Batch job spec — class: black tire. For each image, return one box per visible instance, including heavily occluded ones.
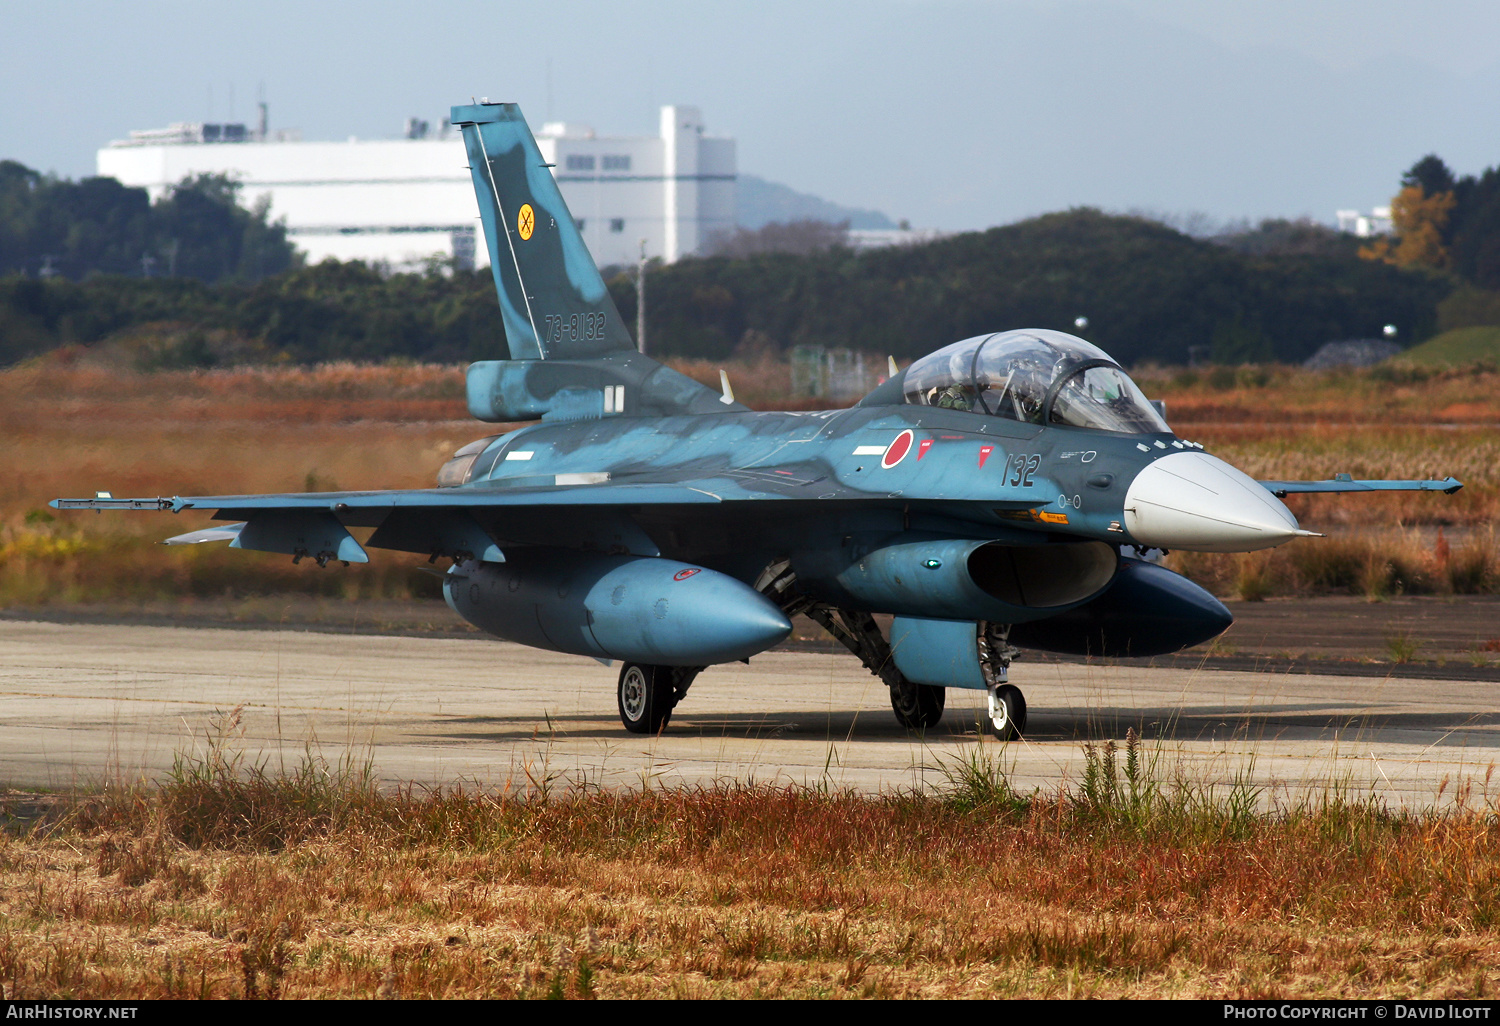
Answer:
[618,663,674,734]
[889,678,946,729]
[985,684,1027,741]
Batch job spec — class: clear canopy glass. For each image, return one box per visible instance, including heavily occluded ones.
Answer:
[901,330,1168,433]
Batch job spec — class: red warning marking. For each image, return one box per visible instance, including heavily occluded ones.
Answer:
[672,568,701,581]
[978,445,994,468]
[917,439,933,460]
[882,429,915,469]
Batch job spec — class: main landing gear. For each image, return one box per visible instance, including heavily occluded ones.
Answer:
[795,603,949,730]
[752,560,1030,739]
[889,677,946,729]
[616,663,702,734]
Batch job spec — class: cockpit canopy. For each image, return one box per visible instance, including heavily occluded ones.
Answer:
[901,329,1169,433]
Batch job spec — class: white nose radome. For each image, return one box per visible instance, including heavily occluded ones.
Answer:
[1124,451,1318,552]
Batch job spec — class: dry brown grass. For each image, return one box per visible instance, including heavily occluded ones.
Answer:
[1,363,476,605]
[3,739,1500,1000]
[2,360,1496,606]
[1135,362,1500,426]
[1169,526,1500,602]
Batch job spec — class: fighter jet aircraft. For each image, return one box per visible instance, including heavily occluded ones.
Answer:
[55,101,1463,738]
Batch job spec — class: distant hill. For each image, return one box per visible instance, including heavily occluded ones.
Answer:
[736,175,896,231]
[0,209,1455,370]
[1397,326,1500,366]
[613,209,1452,365]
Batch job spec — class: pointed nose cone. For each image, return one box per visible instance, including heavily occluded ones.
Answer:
[1125,451,1313,552]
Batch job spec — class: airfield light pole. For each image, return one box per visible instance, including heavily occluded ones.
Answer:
[637,239,647,354]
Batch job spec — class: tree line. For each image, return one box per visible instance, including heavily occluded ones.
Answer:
[0,160,297,284]
[1359,155,1500,334]
[609,210,1447,366]
[2,156,1493,369]
[0,260,502,368]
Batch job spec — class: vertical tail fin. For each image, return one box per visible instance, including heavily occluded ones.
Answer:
[452,101,635,361]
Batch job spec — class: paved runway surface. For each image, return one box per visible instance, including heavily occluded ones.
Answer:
[3,620,1498,806]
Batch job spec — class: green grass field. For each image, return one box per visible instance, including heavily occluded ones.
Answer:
[1397,326,1500,366]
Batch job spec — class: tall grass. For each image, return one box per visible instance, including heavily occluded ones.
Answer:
[1169,525,1500,600]
[5,739,1498,998]
[1135,359,1500,426]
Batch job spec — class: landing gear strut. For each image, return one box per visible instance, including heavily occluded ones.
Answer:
[616,663,702,734]
[979,621,1026,740]
[799,605,948,729]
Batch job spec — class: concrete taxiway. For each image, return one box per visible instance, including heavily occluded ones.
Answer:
[2,619,1497,806]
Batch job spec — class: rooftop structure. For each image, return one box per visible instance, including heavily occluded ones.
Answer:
[99,105,735,270]
[1336,207,1393,238]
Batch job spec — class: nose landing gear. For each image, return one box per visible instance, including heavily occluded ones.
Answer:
[980,621,1026,740]
[985,683,1027,740]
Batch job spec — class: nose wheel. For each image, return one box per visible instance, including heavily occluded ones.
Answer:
[986,684,1027,740]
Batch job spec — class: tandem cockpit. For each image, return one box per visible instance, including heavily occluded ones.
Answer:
[870,329,1169,434]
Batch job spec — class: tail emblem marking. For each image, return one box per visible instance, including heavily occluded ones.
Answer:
[518,204,535,241]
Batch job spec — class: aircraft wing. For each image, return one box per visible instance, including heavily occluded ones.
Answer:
[50,483,730,565]
[52,478,1046,566]
[52,483,725,516]
[1258,475,1463,497]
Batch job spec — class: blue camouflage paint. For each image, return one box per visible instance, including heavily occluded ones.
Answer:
[455,101,636,362]
[50,100,1465,736]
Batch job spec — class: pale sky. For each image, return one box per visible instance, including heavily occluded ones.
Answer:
[3,0,1497,231]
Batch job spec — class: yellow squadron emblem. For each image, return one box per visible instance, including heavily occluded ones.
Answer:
[517,203,535,241]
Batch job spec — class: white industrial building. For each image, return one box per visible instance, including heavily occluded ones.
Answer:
[1336,207,1393,238]
[98,106,736,270]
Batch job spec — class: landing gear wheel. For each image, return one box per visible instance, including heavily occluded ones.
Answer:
[618,663,674,734]
[889,679,946,729]
[986,684,1027,741]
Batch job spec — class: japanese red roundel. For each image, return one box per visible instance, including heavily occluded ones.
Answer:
[882,429,915,469]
